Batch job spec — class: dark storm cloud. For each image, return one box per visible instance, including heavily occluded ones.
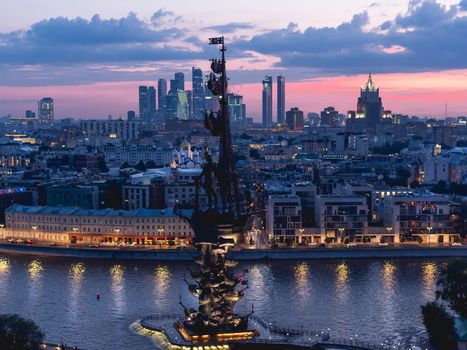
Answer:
[0,12,199,65]
[204,22,256,33]
[234,0,467,74]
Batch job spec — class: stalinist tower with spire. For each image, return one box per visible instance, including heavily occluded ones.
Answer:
[357,72,384,131]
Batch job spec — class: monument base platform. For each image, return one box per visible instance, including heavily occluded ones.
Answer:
[133,314,327,350]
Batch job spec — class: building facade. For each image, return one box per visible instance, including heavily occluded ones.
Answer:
[192,67,205,120]
[266,195,302,243]
[383,193,460,242]
[38,97,54,126]
[5,204,194,245]
[320,107,339,127]
[285,107,304,131]
[357,73,383,131]
[227,93,246,126]
[262,75,273,128]
[80,119,140,142]
[277,75,285,125]
[315,195,368,241]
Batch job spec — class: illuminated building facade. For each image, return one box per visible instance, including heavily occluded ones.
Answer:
[285,107,304,131]
[262,75,273,128]
[38,97,54,126]
[80,119,140,142]
[5,204,194,245]
[320,106,339,127]
[357,73,384,131]
[383,193,460,242]
[192,67,205,120]
[277,75,285,125]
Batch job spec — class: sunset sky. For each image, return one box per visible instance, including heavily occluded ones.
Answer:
[1,0,467,120]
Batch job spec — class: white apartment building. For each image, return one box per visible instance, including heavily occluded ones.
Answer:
[266,195,302,243]
[383,193,460,243]
[315,195,368,241]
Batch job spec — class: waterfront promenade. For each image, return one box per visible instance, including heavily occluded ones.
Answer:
[0,242,466,261]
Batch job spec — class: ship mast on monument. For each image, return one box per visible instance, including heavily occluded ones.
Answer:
[177,36,255,339]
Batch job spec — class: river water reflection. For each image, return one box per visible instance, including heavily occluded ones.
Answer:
[0,254,447,350]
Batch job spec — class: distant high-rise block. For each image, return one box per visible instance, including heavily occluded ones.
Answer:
[204,81,219,112]
[166,90,189,120]
[277,75,285,125]
[286,107,304,131]
[173,72,185,92]
[192,67,205,120]
[186,90,193,118]
[139,85,156,126]
[227,93,246,126]
[38,97,54,125]
[357,73,383,131]
[262,75,273,128]
[157,79,167,113]
[25,110,36,119]
[320,107,339,127]
[127,111,136,121]
[148,87,156,114]
[138,86,148,120]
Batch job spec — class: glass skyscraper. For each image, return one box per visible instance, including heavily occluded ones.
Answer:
[277,75,285,125]
[262,75,273,128]
[192,67,205,120]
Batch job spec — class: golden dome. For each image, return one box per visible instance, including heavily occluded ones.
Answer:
[180,138,191,150]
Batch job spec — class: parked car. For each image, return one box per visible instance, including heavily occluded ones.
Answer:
[451,242,462,246]
[379,242,389,246]
[7,238,15,243]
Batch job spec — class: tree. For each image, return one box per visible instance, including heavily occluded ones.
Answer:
[120,161,130,169]
[0,314,44,350]
[436,259,467,318]
[134,160,147,171]
[146,161,156,169]
[96,156,109,172]
[421,302,457,350]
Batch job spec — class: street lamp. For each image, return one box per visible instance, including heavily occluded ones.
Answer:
[385,226,392,244]
[338,228,344,243]
[427,226,432,246]
[299,228,304,246]
[31,226,37,240]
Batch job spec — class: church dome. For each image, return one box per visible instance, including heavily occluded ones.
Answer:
[180,138,191,150]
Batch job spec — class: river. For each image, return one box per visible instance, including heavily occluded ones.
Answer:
[0,253,446,349]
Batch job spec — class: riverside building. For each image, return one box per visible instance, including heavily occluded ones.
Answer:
[4,204,194,245]
[315,195,369,242]
[383,193,461,243]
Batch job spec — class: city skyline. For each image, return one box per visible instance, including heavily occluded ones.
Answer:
[2,0,467,119]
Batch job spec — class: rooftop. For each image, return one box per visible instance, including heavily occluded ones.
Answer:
[6,204,193,218]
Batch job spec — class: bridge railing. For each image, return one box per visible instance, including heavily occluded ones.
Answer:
[320,337,397,350]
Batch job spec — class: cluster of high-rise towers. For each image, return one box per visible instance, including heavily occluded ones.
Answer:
[261,75,286,128]
[137,70,385,132]
[137,67,246,129]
